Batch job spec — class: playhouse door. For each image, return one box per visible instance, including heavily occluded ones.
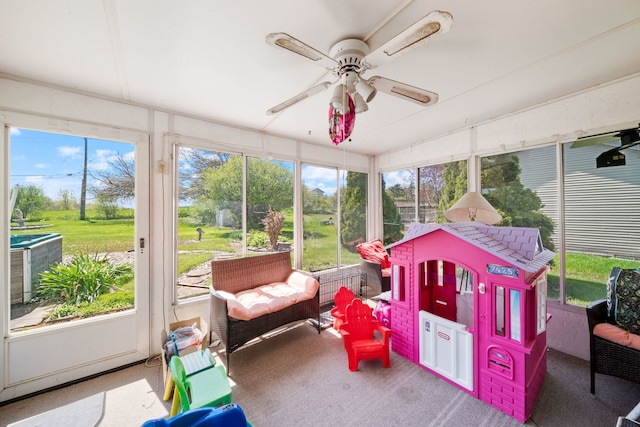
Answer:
[477,281,520,405]
[419,310,474,391]
[431,260,457,321]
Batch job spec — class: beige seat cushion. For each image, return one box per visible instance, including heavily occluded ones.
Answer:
[223,272,319,321]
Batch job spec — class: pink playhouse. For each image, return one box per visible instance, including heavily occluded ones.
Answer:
[386,222,555,423]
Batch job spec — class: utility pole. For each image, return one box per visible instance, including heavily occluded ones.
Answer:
[80,137,88,220]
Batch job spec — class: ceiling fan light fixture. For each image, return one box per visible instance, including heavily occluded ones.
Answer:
[330,84,345,111]
[356,79,377,103]
[353,92,368,113]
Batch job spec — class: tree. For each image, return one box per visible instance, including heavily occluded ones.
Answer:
[437,160,467,222]
[387,183,406,199]
[201,157,293,226]
[382,176,403,244]
[90,153,135,203]
[302,185,334,214]
[340,172,366,247]
[15,185,50,218]
[438,156,555,250]
[481,154,556,250]
[179,148,230,201]
[419,164,444,208]
[56,189,77,210]
[94,190,119,219]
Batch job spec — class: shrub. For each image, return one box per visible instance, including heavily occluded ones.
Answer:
[247,230,269,248]
[38,253,134,305]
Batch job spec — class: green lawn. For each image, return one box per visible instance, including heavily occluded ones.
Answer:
[547,252,640,306]
[12,208,135,254]
[13,208,639,311]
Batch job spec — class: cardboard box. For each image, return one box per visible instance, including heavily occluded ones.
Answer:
[161,317,209,385]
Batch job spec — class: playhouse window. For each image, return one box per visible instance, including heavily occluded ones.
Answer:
[536,274,547,335]
[392,264,406,302]
[510,289,522,342]
[495,286,506,336]
[494,285,523,342]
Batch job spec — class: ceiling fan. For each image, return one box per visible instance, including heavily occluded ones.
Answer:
[265,10,453,144]
[571,124,640,149]
[571,123,640,168]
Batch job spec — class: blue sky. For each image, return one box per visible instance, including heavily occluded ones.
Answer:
[10,127,410,205]
[10,128,134,203]
[382,169,411,188]
[301,164,339,196]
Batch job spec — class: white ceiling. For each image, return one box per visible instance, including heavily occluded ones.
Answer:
[1,0,639,155]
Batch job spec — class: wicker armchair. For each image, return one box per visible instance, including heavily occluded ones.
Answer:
[359,258,390,298]
[586,299,640,395]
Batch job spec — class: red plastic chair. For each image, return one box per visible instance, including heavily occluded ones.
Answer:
[330,286,356,332]
[339,298,391,372]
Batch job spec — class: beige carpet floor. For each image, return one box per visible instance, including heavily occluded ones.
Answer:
[1,320,639,426]
[222,322,640,426]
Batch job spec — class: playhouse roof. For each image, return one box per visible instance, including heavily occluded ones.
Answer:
[387,222,556,273]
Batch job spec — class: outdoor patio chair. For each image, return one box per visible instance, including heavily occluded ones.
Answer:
[587,267,640,395]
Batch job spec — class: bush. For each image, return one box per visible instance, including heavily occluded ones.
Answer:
[247,230,269,248]
[38,253,134,305]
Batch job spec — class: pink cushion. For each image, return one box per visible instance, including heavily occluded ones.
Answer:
[357,239,391,269]
[594,323,640,351]
[285,271,320,296]
[224,274,320,321]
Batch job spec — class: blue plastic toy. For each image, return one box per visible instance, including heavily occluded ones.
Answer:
[142,404,252,427]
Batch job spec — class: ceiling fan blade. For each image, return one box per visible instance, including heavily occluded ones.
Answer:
[570,134,620,149]
[266,81,333,115]
[368,76,438,107]
[266,33,339,70]
[363,10,453,67]
[571,124,640,149]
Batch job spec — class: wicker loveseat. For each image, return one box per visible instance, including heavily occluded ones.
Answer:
[586,267,640,395]
[209,252,320,370]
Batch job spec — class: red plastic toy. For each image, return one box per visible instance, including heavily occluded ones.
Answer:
[330,286,355,332]
[339,298,391,371]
